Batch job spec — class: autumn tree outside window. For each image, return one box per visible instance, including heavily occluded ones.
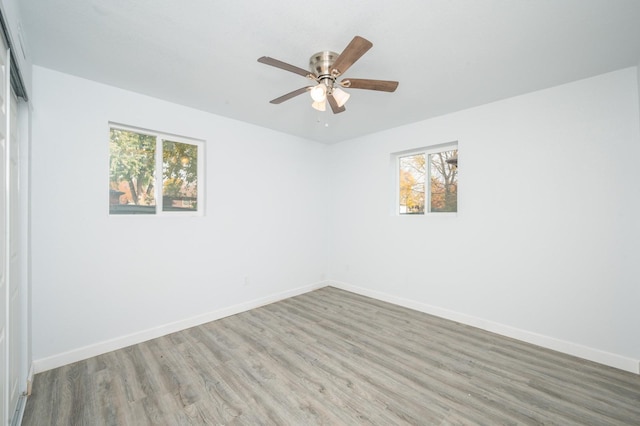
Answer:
[109,124,204,215]
[397,144,458,214]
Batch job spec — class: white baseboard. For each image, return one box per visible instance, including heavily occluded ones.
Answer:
[33,280,640,375]
[33,281,327,373]
[329,281,640,375]
[26,363,34,395]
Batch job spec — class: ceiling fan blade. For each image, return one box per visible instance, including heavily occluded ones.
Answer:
[258,56,313,78]
[341,78,399,92]
[327,94,346,114]
[269,87,311,104]
[331,36,373,76]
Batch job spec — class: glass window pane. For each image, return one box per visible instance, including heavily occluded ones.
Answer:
[109,129,157,214]
[162,140,198,212]
[429,149,458,212]
[399,153,425,214]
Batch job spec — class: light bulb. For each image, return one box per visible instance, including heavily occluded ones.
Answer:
[310,84,327,102]
[311,100,326,111]
[332,87,350,108]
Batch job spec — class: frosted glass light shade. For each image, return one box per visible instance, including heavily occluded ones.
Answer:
[332,87,350,107]
[311,100,326,111]
[310,84,327,102]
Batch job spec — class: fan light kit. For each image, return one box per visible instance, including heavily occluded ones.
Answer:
[258,36,398,114]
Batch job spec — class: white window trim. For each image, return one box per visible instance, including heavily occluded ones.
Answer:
[392,141,458,217]
[108,122,205,217]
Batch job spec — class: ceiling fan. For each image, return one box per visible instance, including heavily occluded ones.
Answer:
[257,36,398,114]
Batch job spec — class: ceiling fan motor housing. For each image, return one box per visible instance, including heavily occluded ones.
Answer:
[310,51,339,87]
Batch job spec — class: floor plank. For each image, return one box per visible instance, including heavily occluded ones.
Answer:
[22,287,640,425]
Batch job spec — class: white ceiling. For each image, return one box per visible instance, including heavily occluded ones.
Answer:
[17,0,640,144]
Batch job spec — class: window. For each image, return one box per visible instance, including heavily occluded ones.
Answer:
[397,144,457,214]
[109,124,204,215]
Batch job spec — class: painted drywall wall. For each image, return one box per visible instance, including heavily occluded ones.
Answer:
[30,65,640,373]
[30,66,329,368]
[327,67,640,372]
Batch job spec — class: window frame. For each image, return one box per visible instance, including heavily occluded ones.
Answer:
[108,122,205,217]
[393,142,458,216]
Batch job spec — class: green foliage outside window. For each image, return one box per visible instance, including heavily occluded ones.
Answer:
[162,141,198,211]
[109,129,156,213]
[109,127,200,214]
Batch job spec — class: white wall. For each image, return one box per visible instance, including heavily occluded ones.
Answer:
[327,67,640,373]
[30,65,640,374]
[30,67,329,370]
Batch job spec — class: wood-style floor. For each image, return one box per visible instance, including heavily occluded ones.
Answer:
[22,287,640,425]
